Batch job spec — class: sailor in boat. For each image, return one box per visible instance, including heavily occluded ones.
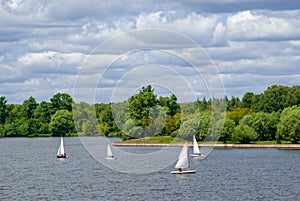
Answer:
[58,153,67,158]
[178,168,182,172]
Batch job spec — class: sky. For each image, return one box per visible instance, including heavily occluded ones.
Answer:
[1,0,300,104]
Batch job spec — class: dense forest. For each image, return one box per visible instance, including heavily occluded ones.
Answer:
[0,84,300,144]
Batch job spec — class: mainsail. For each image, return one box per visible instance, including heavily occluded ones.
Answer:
[175,142,189,169]
[57,137,65,156]
[193,135,201,154]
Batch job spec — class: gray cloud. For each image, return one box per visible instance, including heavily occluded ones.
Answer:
[0,1,299,103]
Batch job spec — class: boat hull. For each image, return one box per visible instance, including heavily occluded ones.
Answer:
[57,154,67,158]
[170,170,197,174]
[190,154,201,157]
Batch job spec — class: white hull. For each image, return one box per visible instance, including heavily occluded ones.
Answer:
[190,154,201,157]
[106,157,115,160]
[170,170,197,174]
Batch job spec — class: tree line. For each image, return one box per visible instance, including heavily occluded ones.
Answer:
[0,93,75,137]
[0,84,300,144]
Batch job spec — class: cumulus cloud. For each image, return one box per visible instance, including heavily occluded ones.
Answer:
[1,1,300,103]
[227,10,300,41]
[17,51,85,74]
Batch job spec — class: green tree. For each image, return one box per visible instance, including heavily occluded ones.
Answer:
[198,97,209,111]
[198,111,211,141]
[253,112,279,141]
[181,101,199,115]
[160,113,181,137]
[96,103,116,135]
[284,86,300,108]
[242,92,254,109]
[158,94,180,117]
[122,119,143,140]
[34,101,52,134]
[277,106,300,143]
[3,122,19,137]
[111,102,129,132]
[128,85,157,127]
[240,114,255,128]
[0,96,7,125]
[227,107,250,125]
[50,93,73,114]
[5,104,22,124]
[259,85,289,112]
[49,110,76,137]
[167,94,180,116]
[35,101,52,123]
[232,124,258,144]
[219,118,235,143]
[251,94,263,112]
[22,96,37,119]
[227,96,242,111]
[178,115,199,140]
[82,119,99,136]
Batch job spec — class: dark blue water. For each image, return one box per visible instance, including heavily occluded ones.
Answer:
[0,137,299,200]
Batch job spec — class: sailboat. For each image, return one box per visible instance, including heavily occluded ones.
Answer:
[170,142,196,174]
[106,144,115,160]
[57,136,67,158]
[190,135,202,157]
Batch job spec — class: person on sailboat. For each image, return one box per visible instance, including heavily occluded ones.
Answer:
[178,168,182,172]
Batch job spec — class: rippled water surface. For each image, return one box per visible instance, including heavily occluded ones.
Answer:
[0,137,299,200]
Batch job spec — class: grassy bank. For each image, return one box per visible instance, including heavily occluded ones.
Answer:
[120,136,186,144]
[120,136,294,145]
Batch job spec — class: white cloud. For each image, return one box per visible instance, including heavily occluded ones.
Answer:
[0,64,23,82]
[227,10,300,41]
[135,12,219,45]
[1,0,300,103]
[17,51,85,74]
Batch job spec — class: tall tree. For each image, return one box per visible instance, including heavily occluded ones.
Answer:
[219,118,235,143]
[232,124,258,144]
[50,93,73,114]
[167,94,180,116]
[259,85,289,112]
[23,96,37,119]
[242,92,254,109]
[226,107,250,125]
[35,101,52,123]
[128,85,157,127]
[227,96,242,111]
[198,97,208,111]
[0,96,7,125]
[49,110,76,137]
[284,86,300,108]
[277,106,300,143]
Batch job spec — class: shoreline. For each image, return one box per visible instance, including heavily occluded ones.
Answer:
[112,142,300,149]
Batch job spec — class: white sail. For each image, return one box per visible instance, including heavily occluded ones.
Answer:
[57,137,65,156]
[193,135,201,154]
[106,144,114,158]
[175,142,189,169]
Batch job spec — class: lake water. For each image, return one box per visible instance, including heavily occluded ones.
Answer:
[0,137,299,201]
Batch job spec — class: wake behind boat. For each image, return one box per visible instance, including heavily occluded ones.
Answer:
[170,142,196,174]
[57,136,67,158]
